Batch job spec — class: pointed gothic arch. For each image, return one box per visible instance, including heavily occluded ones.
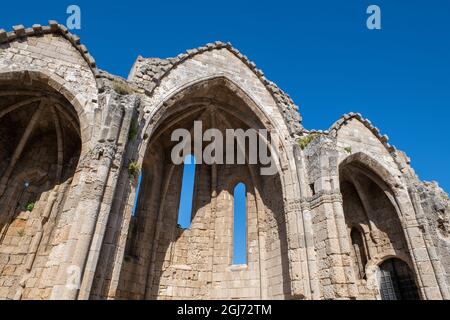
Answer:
[92,75,296,300]
[0,75,82,299]
[339,153,421,299]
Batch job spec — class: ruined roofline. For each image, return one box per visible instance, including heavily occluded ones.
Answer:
[0,21,401,145]
[329,112,395,152]
[0,22,173,96]
[129,41,303,135]
[0,20,302,123]
[303,112,395,152]
[0,21,303,135]
[0,21,98,77]
[0,22,412,157]
[0,21,138,94]
[305,112,449,195]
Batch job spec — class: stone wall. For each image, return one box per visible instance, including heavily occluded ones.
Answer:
[416,181,450,287]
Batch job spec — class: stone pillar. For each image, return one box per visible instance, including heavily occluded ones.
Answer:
[77,95,137,300]
[392,152,450,299]
[49,90,133,300]
[293,144,320,299]
[403,186,450,300]
[279,142,311,299]
[330,191,358,298]
[302,135,357,299]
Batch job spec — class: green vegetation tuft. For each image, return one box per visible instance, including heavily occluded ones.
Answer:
[344,146,352,154]
[128,161,140,179]
[25,202,35,212]
[298,134,317,150]
[112,79,134,95]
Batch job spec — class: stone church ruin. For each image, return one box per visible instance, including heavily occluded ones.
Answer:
[0,22,449,300]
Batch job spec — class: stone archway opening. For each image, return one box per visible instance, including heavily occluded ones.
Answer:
[0,81,81,299]
[378,258,420,300]
[114,79,292,300]
[339,159,420,299]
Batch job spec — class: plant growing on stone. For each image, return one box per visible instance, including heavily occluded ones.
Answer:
[17,229,25,237]
[298,134,317,150]
[128,161,140,179]
[344,146,352,154]
[112,79,134,95]
[25,202,35,212]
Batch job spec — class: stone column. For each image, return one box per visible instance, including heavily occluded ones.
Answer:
[277,140,311,299]
[403,186,450,299]
[49,91,132,300]
[302,135,357,299]
[77,95,137,300]
[293,144,320,299]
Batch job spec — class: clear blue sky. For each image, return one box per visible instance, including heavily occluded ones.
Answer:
[2,2,449,199]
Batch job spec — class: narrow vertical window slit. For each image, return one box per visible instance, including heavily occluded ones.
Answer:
[177,154,196,229]
[233,182,247,265]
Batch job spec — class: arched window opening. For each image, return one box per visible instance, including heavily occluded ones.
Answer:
[350,228,368,280]
[132,171,143,217]
[233,182,247,265]
[124,170,143,258]
[379,258,420,300]
[125,171,143,257]
[309,183,316,196]
[177,154,196,229]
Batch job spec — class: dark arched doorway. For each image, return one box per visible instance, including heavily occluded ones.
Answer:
[379,258,420,300]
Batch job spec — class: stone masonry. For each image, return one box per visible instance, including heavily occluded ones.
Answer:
[0,22,449,300]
